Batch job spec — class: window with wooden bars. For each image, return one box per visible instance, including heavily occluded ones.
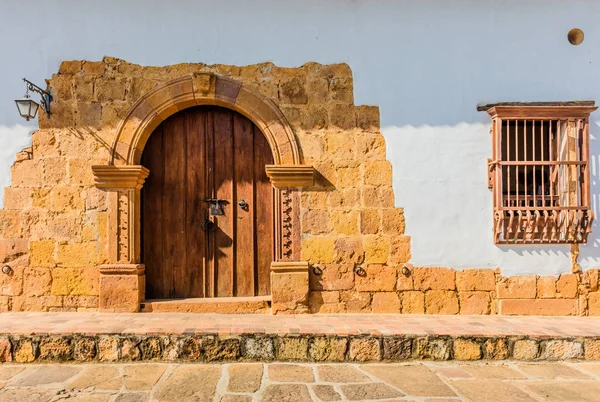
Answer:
[481,102,597,244]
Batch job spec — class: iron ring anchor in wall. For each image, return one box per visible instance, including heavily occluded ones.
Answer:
[311,265,323,276]
[1,265,13,276]
[354,265,367,277]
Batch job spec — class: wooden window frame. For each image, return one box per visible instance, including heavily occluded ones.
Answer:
[481,101,597,244]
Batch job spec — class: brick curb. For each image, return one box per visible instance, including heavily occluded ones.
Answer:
[1,334,599,363]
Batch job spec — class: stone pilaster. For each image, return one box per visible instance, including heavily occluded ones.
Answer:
[271,261,309,314]
[98,264,145,312]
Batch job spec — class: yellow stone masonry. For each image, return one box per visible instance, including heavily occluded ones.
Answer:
[0,56,597,315]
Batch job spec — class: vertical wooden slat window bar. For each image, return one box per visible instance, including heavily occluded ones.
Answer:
[483,102,597,244]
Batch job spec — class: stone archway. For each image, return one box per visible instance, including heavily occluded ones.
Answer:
[92,73,314,313]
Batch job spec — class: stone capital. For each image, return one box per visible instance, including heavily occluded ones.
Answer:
[99,264,145,276]
[92,165,149,190]
[265,165,315,189]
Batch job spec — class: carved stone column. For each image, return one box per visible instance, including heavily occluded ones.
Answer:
[266,165,315,314]
[92,165,149,312]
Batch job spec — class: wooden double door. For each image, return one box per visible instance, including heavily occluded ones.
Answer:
[141,106,274,299]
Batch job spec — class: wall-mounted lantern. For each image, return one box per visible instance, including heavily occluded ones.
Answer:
[14,78,52,121]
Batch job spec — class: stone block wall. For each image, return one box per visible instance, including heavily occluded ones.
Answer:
[0,56,598,315]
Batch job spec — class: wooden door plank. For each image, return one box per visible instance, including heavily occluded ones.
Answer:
[233,113,256,296]
[205,109,215,297]
[254,125,275,296]
[185,108,206,297]
[141,125,165,299]
[212,108,235,297]
[162,114,187,299]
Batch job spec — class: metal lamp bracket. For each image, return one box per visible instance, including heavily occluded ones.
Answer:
[23,78,52,118]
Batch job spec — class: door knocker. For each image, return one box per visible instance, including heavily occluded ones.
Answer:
[238,199,249,211]
[204,198,227,216]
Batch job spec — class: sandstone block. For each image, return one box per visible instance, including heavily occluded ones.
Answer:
[38,336,72,361]
[72,75,94,102]
[29,240,55,268]
[271,270,309,314]
[309,337,347,361]
[397,270,413,291]
[280,77,308,104]
[52,267,98,296]
[383,337,412,360]
[309,263,354,291]
[456,269,496,291]
[229,364,263,392]
[180,337,201,360]
[415,337,451,360]
[585,339,600,360]
[122,339,141,361]
[355,105,380,131]
[499,299,577,316]
[262,384,312,402]
[587,269,600,292]
[349,338,381,361]
[542,340,583,360]
[302,210,332,235]
[589,292,600,316]
[300,191,328,210]
[14,338,36,363]
[356,133,385,162]
[401,291,425,314]
[382,209,405,235]
[497,276,537,299]
[390,235,411,264]
[355,264,396,292]
[364,161,392,186]
[426,290,459,314]
[0,337,12,362]
[512,339,539,360]
[483,338,509,360]
[42,157,67,185]
[23,267,52,296]
[556,274,578,298]
[0,210,21,238]
[329,104,356,130]
[537,276,557,299]
[59,60,82,74]
[140,337,162,360]
[336,165,361,188]
[371,292,400,313]
[243,336,275,360]
[312,385,342,401]
[95,77,128,102]
[301,238,335,264]
[3,188,33,210]
[277,337,309,360]
[453,339,481,360]
[333,238,364,264]
[68,159,98,186]
[458,291,491,315]
[341,291,371,313]
[325,132,355,159]
[328,188,359,209]
[161,336,183,361]
[73,337,96,361]
[413,267,455,291]
[98,336,119,362]
[364,236,389,264]
[330,210,359,235]
[360,210,380,234]
[83,61,105,75]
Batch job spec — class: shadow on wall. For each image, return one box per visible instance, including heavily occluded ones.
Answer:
[0,125,35,208]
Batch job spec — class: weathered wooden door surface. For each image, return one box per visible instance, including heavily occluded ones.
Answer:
[142,106,274,299]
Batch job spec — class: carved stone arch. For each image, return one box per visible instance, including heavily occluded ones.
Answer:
[93,73,313,313]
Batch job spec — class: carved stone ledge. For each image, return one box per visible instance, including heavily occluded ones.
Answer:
[271,261,309,273]
[265,165,315,189]
[99,264,145,276]
[92,165,150,190]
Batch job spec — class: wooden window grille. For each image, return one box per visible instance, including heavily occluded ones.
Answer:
[481,102,597,244]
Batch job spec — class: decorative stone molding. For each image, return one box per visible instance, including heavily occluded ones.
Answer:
[91,165,149,190]
[109,73,304,166]
[98,264,145,313]
[265,165,315,189]
[271,261,309,314]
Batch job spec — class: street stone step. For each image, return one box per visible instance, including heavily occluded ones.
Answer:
[0,312,600,363]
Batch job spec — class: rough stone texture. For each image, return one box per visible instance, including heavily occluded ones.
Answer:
[497,276,537,299]
[13,338,36,363]
[309,337,347,361]
[415,338,452,361]
[413,268,455,291]
[542,340,584,360]
[318,365,370,382]
[340,383,403,400]
[244,336,275,360]
[500,299,577,316]
[68,366,121,390]
[0,338,11,362]
[98,336,120,362]
[154,366,220,402]
[348,338,381,361]
[228,364,263,392]
[123,364,167,390]
[483,338,510,360]
[585,339,600,360]
[278,337,309,360]
[371,292,400,313]
[203,337,240,361]
[453,339,482,361]
[383,337,412,360]
[451,379,536,401]
[425,290,459,314]
[38,336,71,361]
[456,269,496,291]
[513,339,540,361]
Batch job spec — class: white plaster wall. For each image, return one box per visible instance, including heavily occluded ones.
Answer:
[0,0,599,275]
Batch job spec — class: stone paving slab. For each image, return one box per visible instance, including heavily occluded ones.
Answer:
[0,361,600,401]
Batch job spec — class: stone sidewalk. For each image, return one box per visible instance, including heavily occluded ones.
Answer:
[2,361,600,402]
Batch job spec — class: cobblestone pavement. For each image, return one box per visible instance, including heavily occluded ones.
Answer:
[1,361,600,401]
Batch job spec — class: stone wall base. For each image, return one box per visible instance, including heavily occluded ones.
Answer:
[1,333,599,363]
[98,264,145,312]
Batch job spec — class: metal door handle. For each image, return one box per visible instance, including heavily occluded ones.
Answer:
[238,199,249,210]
